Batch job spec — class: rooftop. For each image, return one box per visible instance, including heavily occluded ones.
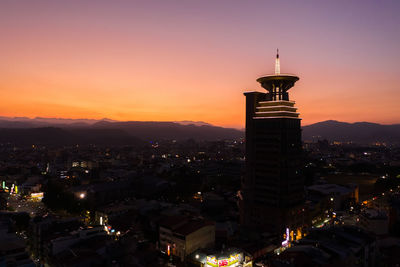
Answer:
[159,215,214,236]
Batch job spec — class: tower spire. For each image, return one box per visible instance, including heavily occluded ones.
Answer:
[275,49,280,75]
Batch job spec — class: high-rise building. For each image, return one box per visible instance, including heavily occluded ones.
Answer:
[239,50,304,236]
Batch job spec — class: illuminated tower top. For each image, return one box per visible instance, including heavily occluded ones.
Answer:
[275,49,280,75]
[256,50,299,101]
[252,51,300,119]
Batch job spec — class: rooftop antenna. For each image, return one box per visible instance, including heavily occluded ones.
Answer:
[275,49,280,75]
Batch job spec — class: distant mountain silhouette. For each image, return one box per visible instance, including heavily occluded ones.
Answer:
[0,117,214,128]
[0,118,243,145]
[173,120,212,126]
[0,117,399,145]
[302,120,400,144]
[0,117,116,128]
[90,121,242,141]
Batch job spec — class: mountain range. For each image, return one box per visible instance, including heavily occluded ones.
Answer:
[302,120,400,144]
[0,117,399,145]
[0,117,211,128]
[0,117,241,145]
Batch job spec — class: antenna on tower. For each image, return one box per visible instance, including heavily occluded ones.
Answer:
[275,49,280,75]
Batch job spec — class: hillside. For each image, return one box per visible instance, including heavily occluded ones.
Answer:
[302,120,400,144]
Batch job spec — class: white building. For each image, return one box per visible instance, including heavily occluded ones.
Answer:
[159,215,215,262]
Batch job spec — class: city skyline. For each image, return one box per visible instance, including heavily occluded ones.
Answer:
[1,0,400,128]
[1,2,400,264]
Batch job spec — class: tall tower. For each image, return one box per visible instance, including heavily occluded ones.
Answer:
[239,51,304,236]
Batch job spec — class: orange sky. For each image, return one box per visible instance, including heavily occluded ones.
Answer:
[1,1,399,128]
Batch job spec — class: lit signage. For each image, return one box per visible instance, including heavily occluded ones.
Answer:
[31,192,44,200]
[206,254,240,267]
[207,256,218,267]
[282,227,290,247]
[218,259,228,266]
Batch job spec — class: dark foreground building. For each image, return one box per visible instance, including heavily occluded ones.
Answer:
[239,51,305,238]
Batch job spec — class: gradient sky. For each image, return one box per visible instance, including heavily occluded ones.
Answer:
[1,0,399,128]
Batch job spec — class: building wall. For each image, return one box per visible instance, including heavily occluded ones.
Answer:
[240,91,304,234]
[50,226,106,255]
[360,215,389,235]
[159,226,173,254]
[185,224,215,255]
[159,223,215,262]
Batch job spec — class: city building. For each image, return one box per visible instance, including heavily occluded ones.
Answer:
[307,183,359,210]
[94,202,136,227]
[270,226,377,267]
[239,51,304,236]
[46,225,107,256]
[0,214,35,266]
[359,208,389,236]
[29,216,84,261]
[159,215,215,262]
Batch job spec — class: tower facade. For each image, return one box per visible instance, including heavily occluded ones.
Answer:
[239,51,304,235]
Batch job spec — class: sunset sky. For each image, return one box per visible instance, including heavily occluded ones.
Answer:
[1,0,399,128]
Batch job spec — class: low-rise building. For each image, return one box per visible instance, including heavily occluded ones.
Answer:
[159,215,215,261]
[0,213,35,266]
[359,208,389,235]
[307,183,359,211]
[48,225,107,256]
[271,226,377,267]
